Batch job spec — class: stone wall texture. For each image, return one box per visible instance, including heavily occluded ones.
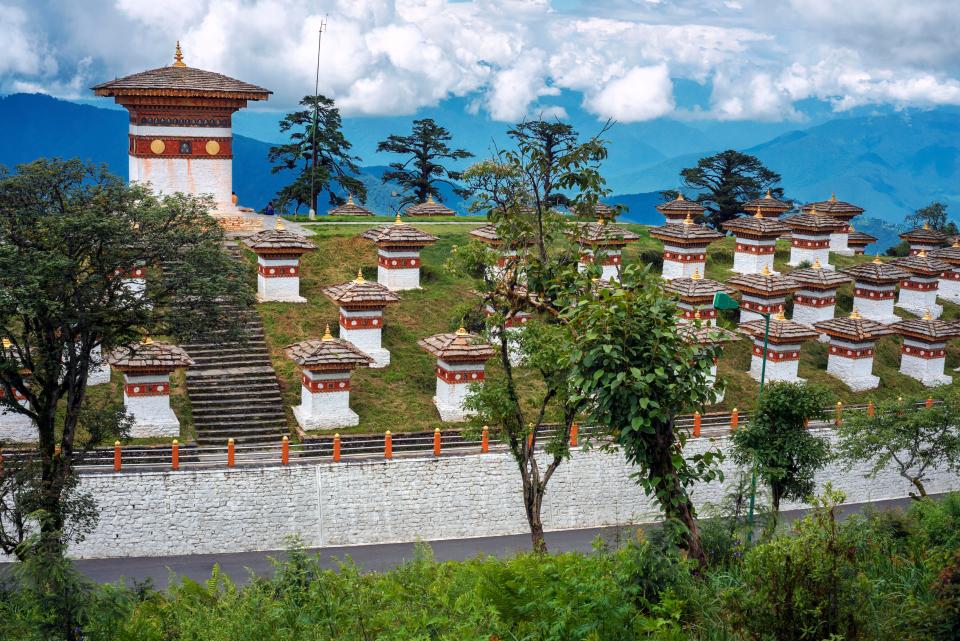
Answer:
[21,429,960,560]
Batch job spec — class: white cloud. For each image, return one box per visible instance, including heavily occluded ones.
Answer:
[583,65,674,122]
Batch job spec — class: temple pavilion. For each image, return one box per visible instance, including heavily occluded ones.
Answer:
[929,241,960,303]
[900,222,947,255]
[722,210,790,274]
[656,193,704,224]
[846,225,878,255]
[419,326,495,422]
[788,259,852,328]
[741,190,791,218]
[678,320,740,402]
[783,206,847,269]
[663,268,736,325]
[649,213,724,280]
[800,194,864,255]
[567,219,640,281]
[360,215,439,290]
[739,311,819,383]
[405,195,455,217]
[727,265,800,323]
[841,258,910,324]
[815,310,893,391]
[891,311,960,387]
[327,195,374,216]
[323,270,401,368]
[893,250,951,318]
[469,223,534,280]
[92,43,270,213]
[243,218,316,303]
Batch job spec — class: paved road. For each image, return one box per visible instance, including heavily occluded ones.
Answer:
[20,495,918,589]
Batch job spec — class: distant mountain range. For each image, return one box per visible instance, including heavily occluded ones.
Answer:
[1,92,949,251]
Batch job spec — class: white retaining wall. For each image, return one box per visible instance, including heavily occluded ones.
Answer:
[17,429,956,560]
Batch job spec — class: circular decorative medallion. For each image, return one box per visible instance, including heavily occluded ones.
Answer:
[205,140,221,155]
[149,139,165,154]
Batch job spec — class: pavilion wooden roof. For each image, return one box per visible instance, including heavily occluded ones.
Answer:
[891,316,960,341]
[567,221,641,245]
[788,262,853,289]
[727,269,800,296]
[328,196,374,216]
[782,212,847,233]
[109,340,194,371]
[799,194,864,218]
[678,324,741,345]
[656,194,704,216]
[815,312,894,342]
[928,244,960,266]
[738,316,819,344]
[404,196,455,217]
[243,227,316,253]
[741,191,792,216]
[847,229,878,246]
[648,221,724,244]
[92,57,270,101]
[722,214,790,237]
[323,273,401,307]
[893,253,952,277]
[841,259,910,284]
[663,272,736,300]
[360,217,439,247]
[418,328,495,362]
[285,333,374,370]
[899,225,948,244]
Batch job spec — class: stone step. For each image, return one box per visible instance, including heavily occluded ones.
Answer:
[196,426,287,440]
[193,408,286,422]
[186,344,269,357]
[190,394,283,407]
[189,356,272,369]
[188,387,282,401]
[187,366,278,380]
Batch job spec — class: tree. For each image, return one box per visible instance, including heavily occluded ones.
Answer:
[376,118,472,207]
[506,120,583,211]
[731,382,832,531]
[268,95,365,214]
[836,394,960,500]
[679,150,783,229]
[452,119,608,552]
[0,159,251,639]
[566,263,726,566]
[907,201,958,235]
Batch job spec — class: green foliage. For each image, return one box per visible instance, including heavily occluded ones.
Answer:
[907,201,958,235]
[731,382,832,521]
[377,118,473,206]
[836,392,960,499]
[680,150,784,229]
[268,95,365,213]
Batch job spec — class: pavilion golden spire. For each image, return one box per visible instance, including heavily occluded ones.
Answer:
[923,221,930,230]
[347,194,354,204]
[172,41,186,68]
[354,268,365,284]
[811,204,819,215]
[683,211,693,225]
[754,206,763,219]
[765,189,772,198]
[830,192,837,202]
[427,194,435,203]
[923,308,933,321]
[455,324,468,336]
[1,338,10,350]
[919,248,927,258]
[813,257,822,269]
[274,217,285,231]
[761,263,772,276]
[694,308,702,320]
[322,324,334,341]
[142,335,154,345]
[691,267,703,280]
[677,192,685,201]
[872,254,883,264]
[394,212,404,225]
[953,238,960,248]
[850,308,861,320]
[775,309,786,321]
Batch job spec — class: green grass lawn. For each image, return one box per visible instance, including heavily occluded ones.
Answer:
[287,214,488,224]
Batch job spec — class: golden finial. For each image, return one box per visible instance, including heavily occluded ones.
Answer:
[813,257,822,269]
[811,204,819,215]
[347,194,354,204]
[918,248,927,258]
[953,238,960,248]
[677,193,685,201]
[1,338,10,349]
[830,192,837,202]
[923,308,933,321]
[923,221,930,230]
[354,268,365,284]
[173,41,186,67]
[683,211,693,225]
[596,217,607,226]
[322,324,334,341]
[849,223,855,232]
[775,309,786,321]
[427,194,435,203]
[394,212,404,225]
[850,308,861,319]
[761,263,771,276]
[691,267,703,280]
[143,336,154,345]
[694,308,702,320]
[754,206,763,219]
[274,217,285,231]
[872,254,883,264]
[765,189,772,198]
[455,325,468,336]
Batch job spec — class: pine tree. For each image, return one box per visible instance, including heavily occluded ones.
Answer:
[377,119,472,206]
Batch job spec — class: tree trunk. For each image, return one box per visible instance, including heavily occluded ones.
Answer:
[907,475,928,501]
[524,481,547,553]
[649,426,707,566]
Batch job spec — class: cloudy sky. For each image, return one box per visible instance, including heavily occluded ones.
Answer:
[3,0,960,122]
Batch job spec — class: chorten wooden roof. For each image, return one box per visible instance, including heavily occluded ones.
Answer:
[418,327,495,362]
[664,269,736,301]
[722,212,790,238]
[404,195,455,217]
[468,224,535,248]
[92,44,270,100]
[109,339,194,371]
[788,260,853,289]
[568,220,641,246]
[782,210,847,233]
[328,195,374,216]
[656,194,704,218]
[323,271,401,308]
[727,267,800,297]
[841,258,910,284]
[649,217,724,244]
[739,314,819,344]
[847,228,877,247]
[242,220,316,253]
[285,328,374,371]
[928,242,960,266]
[891,313,960,341]
[893,251,951,277]
[360,215,439,247]
[815,310,894,342]
[679,323,741,345]
[800,194,864,219]
[900,224,947,245]
[741,191,791,217]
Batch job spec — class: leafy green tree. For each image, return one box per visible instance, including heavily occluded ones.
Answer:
[907,201,958,234]
[731,382,832,530]
[376,118,472,207]
[505,120,585,211]
[566,263,726,566]
[679,150,783,229]
[453,120,609,552]
[0,159,251,640]
[268,95,365,213]
[837,394,960,500]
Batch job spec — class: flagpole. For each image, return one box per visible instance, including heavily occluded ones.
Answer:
[309,15,327,221]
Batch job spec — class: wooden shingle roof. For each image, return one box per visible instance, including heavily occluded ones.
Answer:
[782,211,847,233]
[656,194,704,218]
[741,190,791,217]
[664,271,736,300]
[722,214,790,237]
[739,315,819,344]
[285,329,374,370]
[328,196,374,216]
[404,196,455,217]
[815,311,894,342]
[649,220,724,244]
[847,229,878,246]
[360,216,439,247]
[679,324,741,346]
[323,272,401,307]
[418,327,495,362]
[727,268,800,296]
[891,314,960,341]
[842,258,911,284]
[242,223,316,253]
[788,260,853,289]
[893,252,952,277]
[928,243,960,266]
[800,194,864,218]
[567,220,641,245]
[109,339,194,371]
[900,224,948,245]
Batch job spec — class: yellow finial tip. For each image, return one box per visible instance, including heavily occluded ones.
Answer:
[394,212,403,224]
[173,41,186,67]
[677,192,685,201]
[830,192,837,202]
[691,267,702,280]
[455,325,468,336]
[923,308,933,321]
[813,257,822,269]
[754,206,763,219]
[274,217,285,231]
[850,308,861,319]
[923,221,930,230]
[142,335,154,345]
[322,324,334,341]
[953,238,960,248]
[761,263,771,276]
[427,194,434,203]
[694,308,702,320]
[872,254,883,264]
[683,211,693,225]
[765,188,772,198]
[775,309,786,321]
[811,204,819,215]
[919,248,927,258]
[347,194,354,204]
[355,268,365,283]
[1,338,10,349]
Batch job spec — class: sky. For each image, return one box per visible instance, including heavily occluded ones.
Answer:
[2,0,960,123]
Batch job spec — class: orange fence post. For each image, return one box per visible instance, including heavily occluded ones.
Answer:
[281,435,289,465]
[481,426,489,453]
[385,431,393,459]
[730,408,739,431]
[113,441,121,472]
[433,428,441,457]
[570,423,579,447]
[227,438,235,468]
[171,439,179,471]
[925,396,934,408]
[0,447,3,474]
[835,401,843,426]
[867,401,875,417]
[333,433,341,462]
[693,412,701,438]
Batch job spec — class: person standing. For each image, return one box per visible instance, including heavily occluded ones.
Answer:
[264,200,276,216]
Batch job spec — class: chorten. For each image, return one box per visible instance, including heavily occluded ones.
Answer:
[243,218,317,302]
[419,326,495,422]
[322,270,401,367]
[891,311,960,387]
[845,225,877,255]
[739,312,818,383]
[800,194,864,255]
[108,338,194,438]
[815,310,893,391]
[469,223,534,280]
[404,194,455,217]
[899,222,947,256]
[648,213,724,280]
[929,241,960,303]
[783,206,846,269]
[788,258,852,328]
[893,250,951,318]
[327,195,374,216]
[663,268,737,326]
[841,258,911,324]
[741,190,791,219]
[286,326,373,429]
[655,193,705,224]
[360,215,439,290]
[567,219,640,281]
[92,43,271,212]
[678,319,741,402]
[722,209,790,274]
[727,265,800,323]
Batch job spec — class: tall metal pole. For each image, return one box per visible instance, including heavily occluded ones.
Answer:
[309,15,327,221]
[746,311,771,542]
